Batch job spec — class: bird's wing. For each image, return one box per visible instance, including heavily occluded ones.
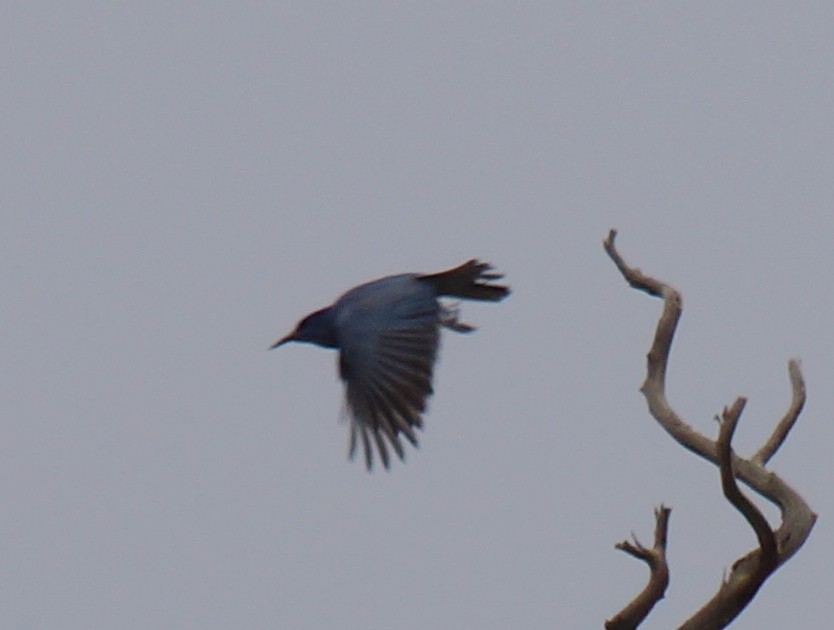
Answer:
[336,286,439,470]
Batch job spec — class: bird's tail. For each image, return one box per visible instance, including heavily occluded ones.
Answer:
[419,259,510,301]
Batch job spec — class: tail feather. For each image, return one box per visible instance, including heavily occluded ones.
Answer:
[418,259,510,301]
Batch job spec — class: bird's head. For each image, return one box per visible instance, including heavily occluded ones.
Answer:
[270,307,338,349]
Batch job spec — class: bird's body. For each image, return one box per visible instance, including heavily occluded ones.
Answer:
[272,260,509,470]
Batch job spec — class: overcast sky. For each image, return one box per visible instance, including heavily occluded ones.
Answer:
[3,3,833,629]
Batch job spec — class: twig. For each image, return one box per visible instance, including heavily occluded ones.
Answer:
[606,506,671,630]
[753,359,806,466]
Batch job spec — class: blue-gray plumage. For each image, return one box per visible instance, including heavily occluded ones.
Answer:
[271,259,510,470]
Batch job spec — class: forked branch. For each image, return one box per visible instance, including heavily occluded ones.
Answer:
[603,229,816,629]
[605,506,671,630]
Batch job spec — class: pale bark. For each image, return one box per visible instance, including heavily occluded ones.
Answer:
[603,230,816,629]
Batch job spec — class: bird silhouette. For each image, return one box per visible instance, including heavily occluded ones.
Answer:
[271,259,510,470]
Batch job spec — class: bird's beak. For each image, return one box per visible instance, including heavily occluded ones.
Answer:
[269,332,295,349]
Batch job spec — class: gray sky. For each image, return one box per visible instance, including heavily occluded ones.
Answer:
[3,3,833,628]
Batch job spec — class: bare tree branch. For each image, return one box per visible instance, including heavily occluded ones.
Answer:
[677,399,782,628]
[605,506,671,630]
[717,399,777,564]
[753,359,806,466]
[603,229,817,628]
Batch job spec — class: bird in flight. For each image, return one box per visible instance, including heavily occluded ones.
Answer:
[271,259,510,470]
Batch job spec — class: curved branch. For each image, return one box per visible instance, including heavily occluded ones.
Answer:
[680,398,781,629]
[605,506,671,630]
[717,399,777,564]
[603,229,817,628]
[753,359,806,466]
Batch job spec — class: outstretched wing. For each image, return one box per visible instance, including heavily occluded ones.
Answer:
[336,278,440,470]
